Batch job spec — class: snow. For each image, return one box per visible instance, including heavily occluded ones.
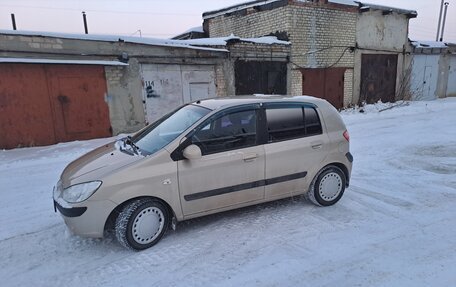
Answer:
[240,36,290,45]
[328,0,358,6]
[203,0,281,19]
[411,40,448,48]
[181,26,205,34]
[1,29,287,53]
[0,58,128,66]
[358,2,417,16]
[1,98,456,286]
[181,35,290,46]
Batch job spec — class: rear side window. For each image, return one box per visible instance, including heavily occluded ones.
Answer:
[266,108,305,142]
[266,105,322,142]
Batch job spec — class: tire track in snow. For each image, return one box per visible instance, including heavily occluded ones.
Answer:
[48,198,338,286]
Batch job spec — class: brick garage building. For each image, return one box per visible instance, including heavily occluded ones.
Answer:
[0,31,290,149]
[203,0,417,108]
[0,31,229,148]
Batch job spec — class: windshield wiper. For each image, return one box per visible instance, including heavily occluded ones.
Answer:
[124,136,140,155]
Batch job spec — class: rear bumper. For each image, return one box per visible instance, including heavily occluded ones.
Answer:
[346,152,353,163]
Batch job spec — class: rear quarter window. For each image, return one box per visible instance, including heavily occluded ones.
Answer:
[304,107,323,135]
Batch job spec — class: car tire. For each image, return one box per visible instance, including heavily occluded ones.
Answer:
[307,165,346,207]
[115,198,169,250]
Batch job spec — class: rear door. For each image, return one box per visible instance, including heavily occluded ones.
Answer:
[263,103,329,199]
[177,106,265,216]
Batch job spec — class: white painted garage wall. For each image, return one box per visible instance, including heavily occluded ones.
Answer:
[447,55,456,97]
[141,64,216,123]
[410,54,440,101]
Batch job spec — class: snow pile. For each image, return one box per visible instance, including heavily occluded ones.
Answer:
[341,100,409,115]
[1,98,456,286]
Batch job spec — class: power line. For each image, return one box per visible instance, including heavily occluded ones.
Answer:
[0,4,198,17]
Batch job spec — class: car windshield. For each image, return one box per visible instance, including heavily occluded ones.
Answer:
[132,104,211,155]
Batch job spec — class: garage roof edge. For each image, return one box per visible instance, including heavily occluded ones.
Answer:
[0,58,129,66]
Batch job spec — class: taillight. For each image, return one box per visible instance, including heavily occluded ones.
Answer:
[343,130,350,142]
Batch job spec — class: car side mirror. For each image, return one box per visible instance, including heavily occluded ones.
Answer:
[182,144,202,160]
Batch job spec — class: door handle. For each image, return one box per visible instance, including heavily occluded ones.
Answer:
[243,153,258,162]
[312,144,322,149]
[311,141,323,149]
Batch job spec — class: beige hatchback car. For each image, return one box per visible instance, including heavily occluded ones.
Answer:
[53,95,352,250]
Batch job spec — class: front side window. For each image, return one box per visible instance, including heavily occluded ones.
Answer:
[191,109,257,155]
[132,104,210,155]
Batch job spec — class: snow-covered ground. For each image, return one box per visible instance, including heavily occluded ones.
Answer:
[1,99,455,286]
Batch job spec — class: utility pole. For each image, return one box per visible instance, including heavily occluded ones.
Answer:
[439,2,450,42]
[436,0,444,41]
[82,11,88,34]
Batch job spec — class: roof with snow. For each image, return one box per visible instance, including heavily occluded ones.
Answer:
[203,0,287,19]
[180,35,290,46]
[411,41,448,49]
[0,30,289,53]
[203,0,417,19]
[172,26,206,40]
[0,58,129,66]
[358,2,417,18]
[0,30,229,53]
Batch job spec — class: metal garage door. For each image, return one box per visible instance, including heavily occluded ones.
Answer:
[0,64,111,149]
[141,64,216,124]
[301,68,346,109]
[359,54,398,104]
[235,60,287,95]
[410,55,439,101]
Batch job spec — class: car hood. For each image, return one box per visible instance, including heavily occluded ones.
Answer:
[61,141,142,187]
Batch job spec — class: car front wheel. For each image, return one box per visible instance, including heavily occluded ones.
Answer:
[115,199,169,250]
[307,165,346,206]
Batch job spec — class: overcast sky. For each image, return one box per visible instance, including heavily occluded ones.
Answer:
[0,0,455,42]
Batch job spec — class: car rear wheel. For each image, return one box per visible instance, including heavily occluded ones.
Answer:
[115,199,169,250]
[307,165,346,206]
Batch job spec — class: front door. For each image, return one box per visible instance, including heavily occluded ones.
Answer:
[177,107,265,216]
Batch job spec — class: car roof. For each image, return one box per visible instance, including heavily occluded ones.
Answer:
[194,95,328,110]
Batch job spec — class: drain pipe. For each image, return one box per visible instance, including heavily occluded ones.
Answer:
[11,13,17,30]
[436,0,444,41]
[439,2,449,42]
[82,11,88,34]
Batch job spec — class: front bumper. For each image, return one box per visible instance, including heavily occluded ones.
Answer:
[53,184,117,238]
[54,201,87,217]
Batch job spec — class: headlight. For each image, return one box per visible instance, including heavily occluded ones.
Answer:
[62,181,102,203]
